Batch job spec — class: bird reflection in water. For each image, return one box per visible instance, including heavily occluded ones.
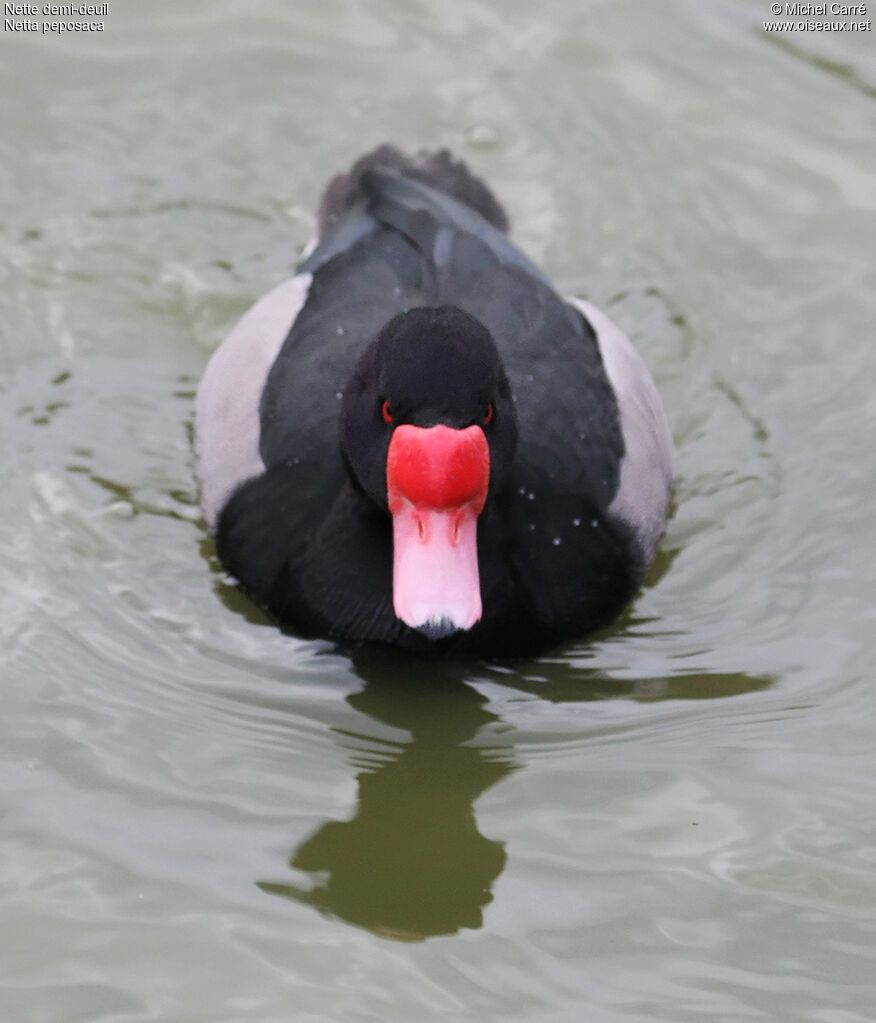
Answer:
[258,654,516,941]
[257,623,774,940]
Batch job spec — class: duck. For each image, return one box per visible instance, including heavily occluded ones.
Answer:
[195,145,673,656]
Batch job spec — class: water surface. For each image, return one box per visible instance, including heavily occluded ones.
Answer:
[1,2,875,1020]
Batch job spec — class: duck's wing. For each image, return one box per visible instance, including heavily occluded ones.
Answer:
[567,298,673,561]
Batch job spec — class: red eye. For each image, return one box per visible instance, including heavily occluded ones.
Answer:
[484,403,495,425]
[381,400,393,424]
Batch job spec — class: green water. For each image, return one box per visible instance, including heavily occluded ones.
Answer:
[2,2,875,1020]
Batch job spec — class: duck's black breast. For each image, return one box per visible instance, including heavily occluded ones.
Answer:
[217,171,639,652]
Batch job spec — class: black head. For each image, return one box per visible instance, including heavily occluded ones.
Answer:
[341,305,517,505]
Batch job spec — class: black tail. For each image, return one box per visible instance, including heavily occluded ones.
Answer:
[317,144,509,238]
